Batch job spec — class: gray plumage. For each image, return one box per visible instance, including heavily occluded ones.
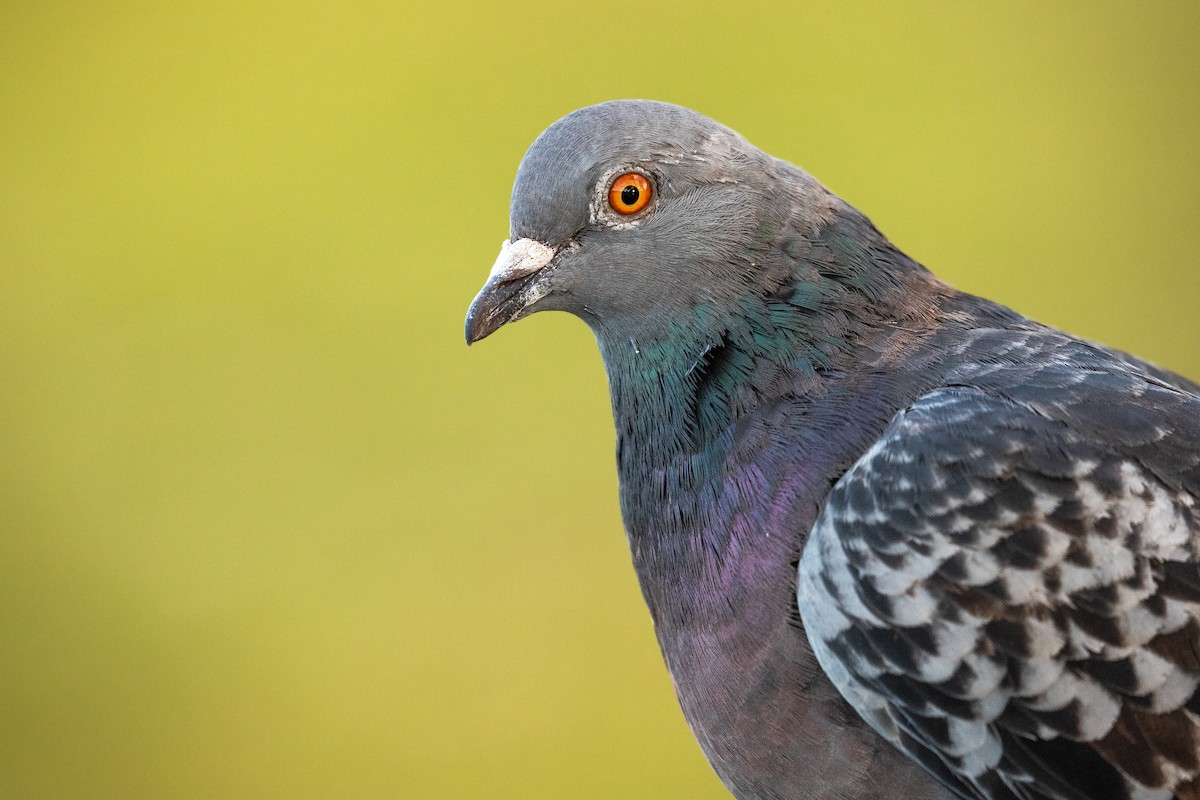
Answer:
[465,100,1200,799]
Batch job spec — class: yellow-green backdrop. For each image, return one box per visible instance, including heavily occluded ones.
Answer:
[2,3,1197,798]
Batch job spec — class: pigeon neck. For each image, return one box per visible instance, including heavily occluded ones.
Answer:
[593,257,951,567]
[591,197,953,579]
[597,318,755,492]
[595,306,844,557]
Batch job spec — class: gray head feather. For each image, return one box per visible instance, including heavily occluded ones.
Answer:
[470,100,858,342]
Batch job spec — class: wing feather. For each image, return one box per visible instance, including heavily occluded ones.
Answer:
[798,375,1200,800]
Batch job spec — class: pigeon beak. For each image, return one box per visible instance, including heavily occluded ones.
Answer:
[465,238,557,344]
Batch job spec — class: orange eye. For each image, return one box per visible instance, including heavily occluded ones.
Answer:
[608,172,652,215]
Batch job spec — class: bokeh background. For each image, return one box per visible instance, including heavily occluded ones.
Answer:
[2,2,1198,798]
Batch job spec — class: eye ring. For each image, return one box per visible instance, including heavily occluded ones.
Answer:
[607,172,652,215]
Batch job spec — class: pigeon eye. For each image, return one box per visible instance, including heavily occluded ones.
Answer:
[608,173,652,215]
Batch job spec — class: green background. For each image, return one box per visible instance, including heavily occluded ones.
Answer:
[2,2,1197,798]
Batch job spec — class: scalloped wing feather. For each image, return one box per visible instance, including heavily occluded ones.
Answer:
[799,378,1200,800]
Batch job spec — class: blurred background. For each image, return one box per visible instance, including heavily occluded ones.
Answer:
[1,2,1197,798]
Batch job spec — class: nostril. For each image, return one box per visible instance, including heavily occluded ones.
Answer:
[487,238,556,284]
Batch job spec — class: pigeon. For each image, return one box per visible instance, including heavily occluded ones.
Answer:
[464,100,1200,800]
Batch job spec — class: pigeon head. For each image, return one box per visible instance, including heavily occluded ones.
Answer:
[465,100,819,345]
[464,99,944,420]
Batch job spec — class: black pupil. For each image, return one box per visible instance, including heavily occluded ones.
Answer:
[620,184,640,206]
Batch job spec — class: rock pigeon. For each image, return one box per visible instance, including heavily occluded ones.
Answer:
[464,100,1200,800]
